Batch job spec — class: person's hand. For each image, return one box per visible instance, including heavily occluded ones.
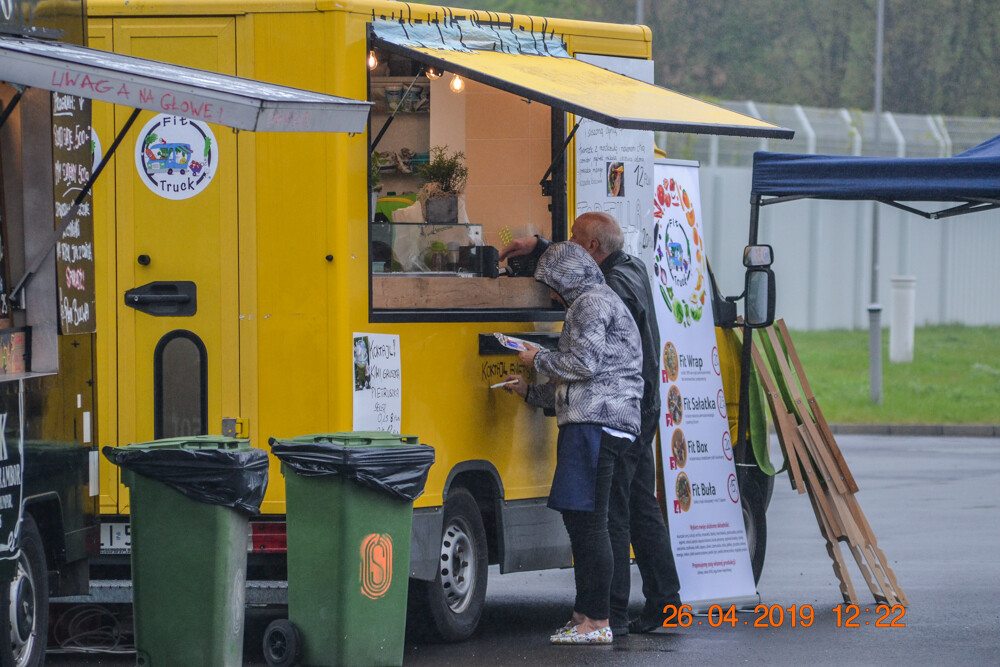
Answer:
[501,374,528,399]
[518,342,539,369]
[499,236,538,262]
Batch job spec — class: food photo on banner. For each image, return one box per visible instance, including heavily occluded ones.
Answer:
[648,160,758,609]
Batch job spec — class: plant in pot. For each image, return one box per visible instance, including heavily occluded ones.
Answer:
[370,151,390,192]
[417,146,468,224]
[369,151,389,221]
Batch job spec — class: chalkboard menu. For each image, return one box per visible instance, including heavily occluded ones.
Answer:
[51,92,96,334]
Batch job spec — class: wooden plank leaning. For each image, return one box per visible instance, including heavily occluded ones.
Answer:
[775,319,859,494]
[748,341,804,493]
[797,425,896,606]
[763,326,849,495]
[804,474,859,604]
[770,321,906,606]
[782,418,856,601]
[750,322,908,607]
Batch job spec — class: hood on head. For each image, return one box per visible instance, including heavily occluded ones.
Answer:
[534,241,605,305]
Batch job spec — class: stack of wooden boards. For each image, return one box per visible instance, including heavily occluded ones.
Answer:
[750,319,908,607]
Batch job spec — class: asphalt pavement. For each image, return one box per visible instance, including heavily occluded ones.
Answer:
[48,433,1000,666]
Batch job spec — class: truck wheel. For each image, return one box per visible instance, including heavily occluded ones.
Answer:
[412,489,488,642]
[262,619,300,667]
[740,478,768,584]
[3,513,48,667]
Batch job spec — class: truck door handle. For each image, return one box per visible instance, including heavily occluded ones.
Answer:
[124,281,197,317]
[128,293,191,304]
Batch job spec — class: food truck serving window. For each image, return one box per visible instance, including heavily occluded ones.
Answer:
[367,51,562,322]
[367,19,791,321]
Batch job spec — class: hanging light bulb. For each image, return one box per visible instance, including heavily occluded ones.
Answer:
[425,67,442,80]
[367,50,378,70]
[449,74,465,93]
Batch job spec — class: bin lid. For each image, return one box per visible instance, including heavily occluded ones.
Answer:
[280,432,419,448]
[268,434,434,501]
[120,435,250,451]
[103,437,267,513]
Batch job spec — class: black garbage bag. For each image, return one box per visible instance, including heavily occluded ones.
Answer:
[269,438,435,502]
[103,445,269,514]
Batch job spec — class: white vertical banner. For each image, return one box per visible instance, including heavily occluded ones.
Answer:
[352,333,402,433]
[651,161,758,608]
[574,55,654,257]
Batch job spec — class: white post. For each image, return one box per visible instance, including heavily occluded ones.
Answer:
[890,276,917,363]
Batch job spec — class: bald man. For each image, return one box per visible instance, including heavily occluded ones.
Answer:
[501,213,681,633]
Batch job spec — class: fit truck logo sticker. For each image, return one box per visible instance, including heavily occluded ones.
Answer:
[360,533,393,599]
[135,114,217,200]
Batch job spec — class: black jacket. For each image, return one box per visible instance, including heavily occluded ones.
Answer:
[599,250,662,440]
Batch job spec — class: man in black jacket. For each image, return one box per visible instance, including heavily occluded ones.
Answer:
[500,212,681,633]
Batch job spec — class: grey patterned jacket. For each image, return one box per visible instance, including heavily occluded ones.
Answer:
[525,242,642,436]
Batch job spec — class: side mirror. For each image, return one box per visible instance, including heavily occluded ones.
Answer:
[744,267,775,328]
[743,244,773,268]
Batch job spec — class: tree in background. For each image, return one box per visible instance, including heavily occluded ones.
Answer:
[444,0,1000,117]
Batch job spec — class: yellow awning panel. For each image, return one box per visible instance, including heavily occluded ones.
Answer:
[383,45,792,139]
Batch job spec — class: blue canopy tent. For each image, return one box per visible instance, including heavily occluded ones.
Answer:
[749,133,1000,238]
[733,134,1000,455]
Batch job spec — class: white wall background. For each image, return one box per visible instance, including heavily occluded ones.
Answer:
[659,104,1000,331]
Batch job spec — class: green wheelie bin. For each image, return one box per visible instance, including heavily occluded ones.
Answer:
[266,432,435,667]
[103,436,269,667]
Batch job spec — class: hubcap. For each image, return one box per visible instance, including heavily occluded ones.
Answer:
[439,518,476,614]
[266,633,287,660]
[9,550,36,665]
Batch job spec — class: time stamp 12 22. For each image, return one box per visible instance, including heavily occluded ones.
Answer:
[663,604,907,628]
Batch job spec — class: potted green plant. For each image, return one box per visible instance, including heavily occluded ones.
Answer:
[370,151,389,221]
[370,151,389,191]
[418,146,468,224]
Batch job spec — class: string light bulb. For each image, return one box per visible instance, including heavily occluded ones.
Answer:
[425,67,442,80]
[367,50,378,70]
[449,74,465,93]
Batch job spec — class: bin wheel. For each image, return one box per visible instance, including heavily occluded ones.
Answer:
[262,619,300,667]
[411,488,488,642]
[0,513,48,667]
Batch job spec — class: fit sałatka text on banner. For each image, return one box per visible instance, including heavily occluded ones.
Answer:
[650,160,757,610]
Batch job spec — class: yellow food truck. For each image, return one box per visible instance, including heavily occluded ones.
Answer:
[84,0,789,643]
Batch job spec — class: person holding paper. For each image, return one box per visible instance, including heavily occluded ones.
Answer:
[501,213,681,634]
[500,241,642,645]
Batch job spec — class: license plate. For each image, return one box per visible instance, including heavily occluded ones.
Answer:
[100,522,131,554]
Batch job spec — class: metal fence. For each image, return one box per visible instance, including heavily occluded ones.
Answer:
[657,103,1000,330]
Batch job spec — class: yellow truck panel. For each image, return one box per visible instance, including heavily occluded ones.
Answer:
[85,0,774,639]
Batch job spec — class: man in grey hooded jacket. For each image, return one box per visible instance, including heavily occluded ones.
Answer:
[503,241,642,645]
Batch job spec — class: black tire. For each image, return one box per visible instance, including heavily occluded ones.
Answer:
[1,513,48,667]
[262,619,300,667]
[410,489,488,642]
[740,476,768,585]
